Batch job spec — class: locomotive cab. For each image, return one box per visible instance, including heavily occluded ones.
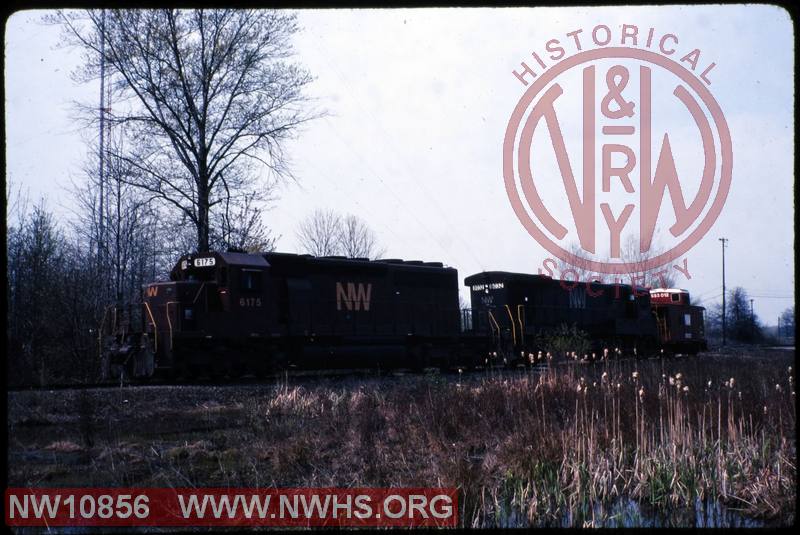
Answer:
[139,252,272,373]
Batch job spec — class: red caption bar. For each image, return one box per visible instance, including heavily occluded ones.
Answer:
[5,487,458,527]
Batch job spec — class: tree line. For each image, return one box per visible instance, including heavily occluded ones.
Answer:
[7,9,386,386]
[703,288,793,345]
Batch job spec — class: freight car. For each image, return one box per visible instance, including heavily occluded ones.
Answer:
[105,251,707,380]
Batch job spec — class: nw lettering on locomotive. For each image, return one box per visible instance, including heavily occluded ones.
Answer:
[336,282,372,311]
[568,287,587,309]
[146,286,158,297]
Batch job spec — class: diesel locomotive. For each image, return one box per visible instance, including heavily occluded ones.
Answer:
[104,251,707,379]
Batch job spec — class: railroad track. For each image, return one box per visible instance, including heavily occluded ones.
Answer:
[8,352,703,393]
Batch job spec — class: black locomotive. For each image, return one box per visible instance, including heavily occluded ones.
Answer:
[105,251,707,379]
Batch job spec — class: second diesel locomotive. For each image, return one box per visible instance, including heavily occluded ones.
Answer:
[106,251,706,379]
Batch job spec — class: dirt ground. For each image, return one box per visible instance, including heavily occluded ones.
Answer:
[6,348,796,527]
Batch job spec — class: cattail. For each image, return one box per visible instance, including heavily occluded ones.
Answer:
[682,386,689,393]
[577,384,582,393]
[602,372,608,382]
[776,384,782,392]
[638,387,645,401]
[632,371,639,380]
[547,352,552,360]
[738,391,742,400]
[763,405,768,414]
[675,373,683,380]
[616,383,621,390]
[669,376,675,386]
[707,380,712,388]
[729,377,735,388]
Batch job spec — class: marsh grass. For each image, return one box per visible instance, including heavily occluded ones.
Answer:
[7,351,795,527]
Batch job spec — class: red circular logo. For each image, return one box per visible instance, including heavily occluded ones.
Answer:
[503,47,732,275]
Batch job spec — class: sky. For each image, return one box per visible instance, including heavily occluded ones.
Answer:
[4,6,795,323]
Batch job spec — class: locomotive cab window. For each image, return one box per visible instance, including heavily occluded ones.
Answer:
[672,293,681,302]
[239,269,263,293]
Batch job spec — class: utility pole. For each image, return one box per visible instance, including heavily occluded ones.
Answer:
[98,10,106,287]
[719,238,728,346]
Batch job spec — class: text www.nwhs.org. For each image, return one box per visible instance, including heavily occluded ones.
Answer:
[5,488,458,527]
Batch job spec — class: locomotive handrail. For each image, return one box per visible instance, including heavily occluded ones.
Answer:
[487,310,500,340]
[517,304,526,345]
[143,301,158,352]
[192,282,207,304]
[504,305,517,346]
[165,301,178,350]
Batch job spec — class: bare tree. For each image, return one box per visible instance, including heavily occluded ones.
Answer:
[213,190,278,253]
[337,214,385,259]
[556,236,676,289]
[779,307,794,338]
[53,9,317,252]
[556,241,596,282]
[619,235,677,289]
[70,139,168,303]
[296,209,342,257]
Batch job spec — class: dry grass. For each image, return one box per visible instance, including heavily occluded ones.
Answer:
[7,349,795,527]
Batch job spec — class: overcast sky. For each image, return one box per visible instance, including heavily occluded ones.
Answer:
[4,6,795,323]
